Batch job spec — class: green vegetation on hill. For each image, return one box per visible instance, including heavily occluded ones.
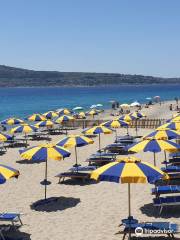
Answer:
[0,65,180,87]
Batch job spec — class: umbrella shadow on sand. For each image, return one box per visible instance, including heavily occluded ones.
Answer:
[140,203,180,218]
[16,159,45,164]
[58,178,97,186]
[30,196,80,212]
[129,237,179,239]
[2,227,31,240]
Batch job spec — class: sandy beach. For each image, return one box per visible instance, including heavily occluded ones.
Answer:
[0,100,180,240]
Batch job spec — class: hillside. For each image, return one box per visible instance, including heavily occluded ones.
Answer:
[0,65,180,87]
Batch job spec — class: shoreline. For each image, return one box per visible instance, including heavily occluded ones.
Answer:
[1,82,180,88]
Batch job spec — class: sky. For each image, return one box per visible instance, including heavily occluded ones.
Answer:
[0,0,180,77]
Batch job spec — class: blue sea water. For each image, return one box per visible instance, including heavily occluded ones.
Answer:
[0,84,179,120]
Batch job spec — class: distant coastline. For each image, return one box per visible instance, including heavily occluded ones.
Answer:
[0,65,180,87]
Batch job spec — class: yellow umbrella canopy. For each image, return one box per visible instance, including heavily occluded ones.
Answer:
[83,125,112,150]
[56,135,94,166]
[170,116,180,122]
[130,112,146,119]
[0,133,13,142]
[35,120,55,128]
[101,119,129,136]
[55,115,75,124]
[86,109,98,117]
[157,122,180,131]
[143,129,180,140]
[78,112,86,119]
[43,111,58,119]
[127,138,180,166]
[0,164,20,184]
[56,108,71,116]
[28,114,46,122]
[1,118,24,125]
[10,124,39,134]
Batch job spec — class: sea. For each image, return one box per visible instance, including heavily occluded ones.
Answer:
[0,84,180,120]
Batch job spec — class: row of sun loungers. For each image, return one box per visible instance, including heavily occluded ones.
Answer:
[152,151,180,214]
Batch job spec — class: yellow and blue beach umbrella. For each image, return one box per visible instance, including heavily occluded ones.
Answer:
[130,112,146,119]
[128,139,180,166]
[1,118,24,125]
[143,129,180,140]
[19,143,70,199]
[120,104,130,108]
[102,119,129,128]
[171,115,180,122]
[28,114,47,122]
[35,120,55,128]
[43,111,58,119]
[56,108,71,116]
[157,122,180,131]
[101,119,129,137]
[10,124,38,134]
[83,125,112,150]
[119,114,137,122]
[77,112,86,119]
[56,135,94,167]
[91,157,168,237]
[55,115,74,124]
[0,132,13,141]
[0,164,20,184]
[86,109,98,118]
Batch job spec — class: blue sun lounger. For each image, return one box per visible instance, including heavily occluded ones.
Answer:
[153,196,180,214]
[169,152,180,158]
[152,185,180,196]
[119,221,179,239]
[0,213,23,227]
[161,166,180,173]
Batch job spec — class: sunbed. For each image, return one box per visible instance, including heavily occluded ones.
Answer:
[118,220,179,239]
[161,165,180,173]
[152,185,180,196]
[0,213,23,227]
[115,139,135,145]
[86,155,115,166]
[169,152,180,158]
[153,196,180,214]
[162,159,180,165]
[104,143,128,154]
[55,166,96,183]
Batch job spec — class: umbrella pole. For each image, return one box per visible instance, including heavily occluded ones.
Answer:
[44,158,48,200]
[75,146,78,171]
[115,130,117,141]
[164,151,167,168]
[127,127,129,135]
[99,134,101,151]
[128,183,131,240]
[135,120,138,136]
[25,133,27,147]
[153,152,156,166]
